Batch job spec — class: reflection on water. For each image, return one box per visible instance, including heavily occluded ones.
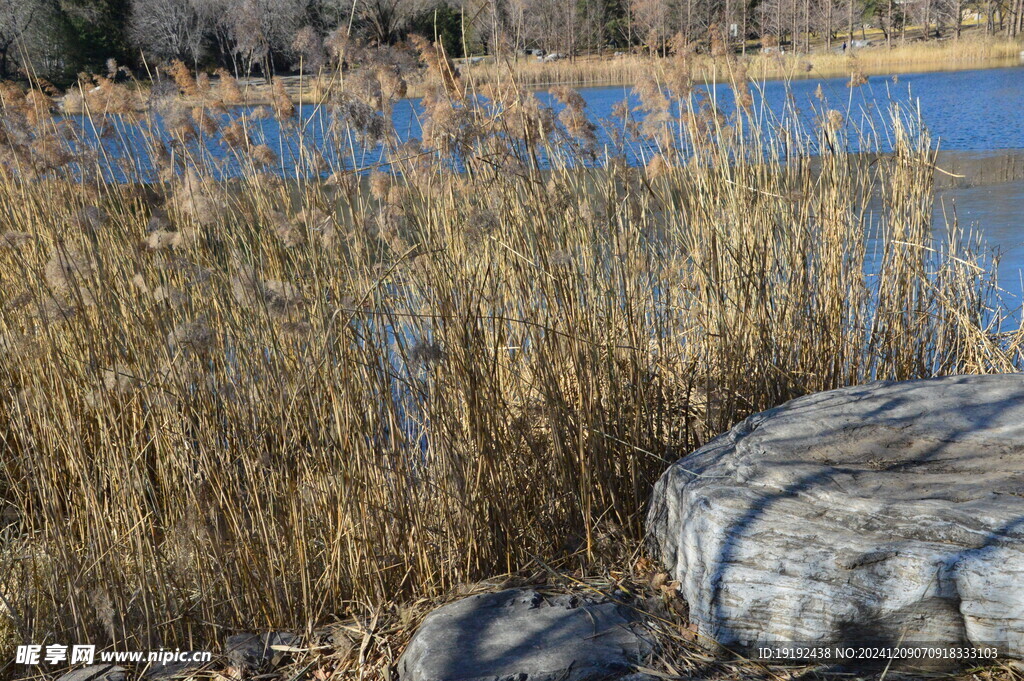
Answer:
[77,65,1024,182]
[853,65,1024,151]
[71,65,1024,310]
[939,182,1024,291]
[933,153,1024,310]
[571,64,1024,152]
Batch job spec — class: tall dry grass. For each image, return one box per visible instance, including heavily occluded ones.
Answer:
[64,35,1022,110]
[452,35,1023,92]
[742,35,1024,80]
[0,42,1021,669]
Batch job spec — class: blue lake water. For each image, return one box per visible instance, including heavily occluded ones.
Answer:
[72,64,1024,309]
[82,64,1024,178]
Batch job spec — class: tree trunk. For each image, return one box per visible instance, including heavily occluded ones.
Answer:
[792,0,799,50]
[742,0,749,53]
[887,0,893,47]
[726,0,732,52]
[803,0,810,51]
[825,0,833,49]
[626,0,632,47]
[686,0,693,44]
[848,0,854,45]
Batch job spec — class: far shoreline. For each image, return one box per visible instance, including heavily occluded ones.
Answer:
[54,37,1022,111]
[228,53,1024,107]
[283,39,1024,104]
[556,54,1024,92]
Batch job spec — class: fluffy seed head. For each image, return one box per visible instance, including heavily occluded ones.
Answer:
[167,317,214,354]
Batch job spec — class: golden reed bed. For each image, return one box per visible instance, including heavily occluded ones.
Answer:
[3,36,1024,679]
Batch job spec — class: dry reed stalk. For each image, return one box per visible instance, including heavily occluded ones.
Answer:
[0,39,1020,668]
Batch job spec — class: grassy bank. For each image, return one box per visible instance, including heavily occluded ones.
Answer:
[452,35,1023,93]
[327,34,1024,102]
[2,40,1023,677]
[56,34,1023,111]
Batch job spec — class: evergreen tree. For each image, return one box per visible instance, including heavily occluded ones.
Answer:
[57,0,134,77]
[409,3,464,56]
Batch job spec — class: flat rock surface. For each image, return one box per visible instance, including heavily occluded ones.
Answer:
[398,588,652,681]
[647,374,1024,659]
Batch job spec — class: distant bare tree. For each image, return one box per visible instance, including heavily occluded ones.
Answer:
[631,0,671,53]
[946,0,966,36]
[128,0,211,66]
[505,0,529,53]
[577,0,611,51]
[812,0,848,47]
[905,0,934,35]
[291,25,326,70]
[220,0,306,75]
[516,0,577,54]
[352,0,423,43]
[758,0,795,46]
[517,0,559,52]
[453,0,489,53]
[0,0,47,79]
[675,0,711,46]
[17,5,66,78]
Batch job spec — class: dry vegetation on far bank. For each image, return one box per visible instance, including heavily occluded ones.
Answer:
[455,34,1023,91]
[54,34,1024,110]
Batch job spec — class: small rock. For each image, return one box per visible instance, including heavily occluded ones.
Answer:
[329,630,355,659]
[56,665,127,681]
[225,631,300,671]
[141,659,205,679]
[399,588,652,681]
[225,632,261,670]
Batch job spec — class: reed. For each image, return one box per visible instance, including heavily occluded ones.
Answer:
[0,44,1020,670]
[73,35,1022,110]
[451,36,1023,92]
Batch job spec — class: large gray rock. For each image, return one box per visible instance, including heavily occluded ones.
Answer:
[398,589,652,681]
[648,374,1024,658]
